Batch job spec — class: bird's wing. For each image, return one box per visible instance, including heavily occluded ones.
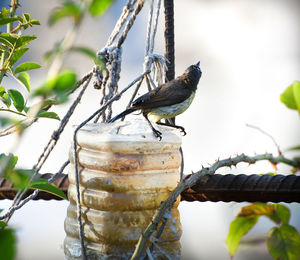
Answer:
[132,80,192,109]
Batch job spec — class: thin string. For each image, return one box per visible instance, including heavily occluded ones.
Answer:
[145,0,154,55]
[149,0,161,53]
[106,0,138,46]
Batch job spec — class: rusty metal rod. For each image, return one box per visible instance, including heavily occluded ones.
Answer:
[182,173,300,203]
[1,173,300,202]
[164,0,175,81]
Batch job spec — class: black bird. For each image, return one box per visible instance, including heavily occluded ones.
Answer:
[109,61,202,140]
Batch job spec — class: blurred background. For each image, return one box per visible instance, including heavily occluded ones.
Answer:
[1,0,300,259]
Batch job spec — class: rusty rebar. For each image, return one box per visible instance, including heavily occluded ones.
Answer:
[164,0,175,81]
[1,173,300,203]
[182,173,300,203]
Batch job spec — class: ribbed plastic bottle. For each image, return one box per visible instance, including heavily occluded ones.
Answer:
[64,119,182,259]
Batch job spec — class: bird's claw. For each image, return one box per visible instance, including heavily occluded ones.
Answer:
[178,127,186,136]
[153,129,162,141]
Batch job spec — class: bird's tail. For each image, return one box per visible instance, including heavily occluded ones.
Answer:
[108,107,136,123]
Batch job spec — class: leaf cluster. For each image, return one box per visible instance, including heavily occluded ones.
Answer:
[280,81,300,115]
[0,1,115,259]
[226,203,300,259]
[226,83,300,259]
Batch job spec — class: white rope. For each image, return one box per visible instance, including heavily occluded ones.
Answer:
[106,0,137,46]
[145,0,154,55]
[149,0,161,54]
[143,0,166,87]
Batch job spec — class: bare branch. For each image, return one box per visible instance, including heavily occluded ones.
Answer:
[246,123,282,156]
[130,153,300,259]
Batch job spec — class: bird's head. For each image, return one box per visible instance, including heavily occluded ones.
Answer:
[182,61,202,90]
[186,61,201,78]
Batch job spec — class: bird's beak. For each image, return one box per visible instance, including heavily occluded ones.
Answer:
[196,61,200,67]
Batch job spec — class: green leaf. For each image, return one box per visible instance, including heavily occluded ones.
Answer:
[33,69,76,98]
[15,35,37,49]
[0,36,14,50]
[0,117,15,128]
[267,224,300,260]
[53,69,77,93]
[0,228,16,260]
[0,8,10,18]
[293,81,300,112]
[17,16,25,24]
[24,13,31,22]
[0,221,6,228]
[0,92,11,108]
[239,203,290,225]
[238,202,274,217]
[0,17,20,26]
[280,84,297,110]
[48,1,83,26]
[8,89,25,112]
[30,20,40,25]
[0,153,18,174]
[37,111,60,120]
[280,81,300,113]
[6,169,34,190]
[226,216,259,257]
[22,24,29,30]
[33,77,56,96]
[273,204,290,225]
[89,0,115,17]
[0,33,18,46]
[17,72,31,92]
[0,44,11,53]
[10,48,29,66]
[14,62,41,74]
[287,145,300,151]
[0,87,11,108]
[0,35,14,47]
[30,178,67,200]
[0,45,10,53]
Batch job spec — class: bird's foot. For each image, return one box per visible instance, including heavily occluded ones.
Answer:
[177,126,186,136]
[152,128,162,141]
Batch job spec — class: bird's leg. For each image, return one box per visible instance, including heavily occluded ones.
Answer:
[143,113,162,140]
[156,121,186,136]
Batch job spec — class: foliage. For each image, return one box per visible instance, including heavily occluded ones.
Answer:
[280,81,300,114]
[0,0,114,258]
[226,82,300,259]
[227,203,300,259]
[0,217,15,260]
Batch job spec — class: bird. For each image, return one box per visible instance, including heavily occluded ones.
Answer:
[108,61,202,140]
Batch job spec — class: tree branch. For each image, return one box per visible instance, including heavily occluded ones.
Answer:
[130,153,300,259]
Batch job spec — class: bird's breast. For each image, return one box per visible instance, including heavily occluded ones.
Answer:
[147,92,195,122]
